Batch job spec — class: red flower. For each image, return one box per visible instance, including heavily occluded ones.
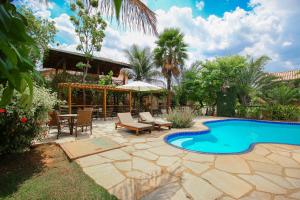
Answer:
[20,117,27,123]
[0,108,5,113]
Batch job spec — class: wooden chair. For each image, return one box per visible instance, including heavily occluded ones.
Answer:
[48,111,68,139]
[74,109,93,137]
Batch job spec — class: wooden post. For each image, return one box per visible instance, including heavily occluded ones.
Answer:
[129,91,132,113]
[103,89,107,121]
[68,86,72,114]
[150,93,153,114]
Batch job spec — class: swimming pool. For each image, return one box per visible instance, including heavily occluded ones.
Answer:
[165,119,300,154]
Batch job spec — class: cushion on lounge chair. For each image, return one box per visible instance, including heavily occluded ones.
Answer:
[117,113,135,124]
[139,112,171,125]
[154,120,172,126]
[122,122,152,129]
[139,112,155,122]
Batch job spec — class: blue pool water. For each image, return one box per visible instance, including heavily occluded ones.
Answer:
[165,119,300,154]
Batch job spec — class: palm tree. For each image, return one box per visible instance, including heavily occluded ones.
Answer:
[263,85,299,105]
[236,56,278,106]
[153,28,188,112]
[124,45,160,82]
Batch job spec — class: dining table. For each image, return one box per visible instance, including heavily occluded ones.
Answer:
[58,114,78,135]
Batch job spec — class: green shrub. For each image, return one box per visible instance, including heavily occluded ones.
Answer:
[235,104,299,121]
[246,106,262,119]
[235,104,247,118]
[166,108,195,128]
[266,104,300,121]
[98,70,113,85]
[0,84,61,155]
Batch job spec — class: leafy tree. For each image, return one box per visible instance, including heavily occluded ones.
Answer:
[199,56,247,107]
[262,85,299,105]
[70,0,107,83]
[0,2,37,107]
[19,6,56,64]
[179,56,247,115]
[98,71,113,85]
[174,61,203,106]
[124,45,160,82]
[180,64,202,105]
[153,28,188,111]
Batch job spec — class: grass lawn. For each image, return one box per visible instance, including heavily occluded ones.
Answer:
[0,144,117,200]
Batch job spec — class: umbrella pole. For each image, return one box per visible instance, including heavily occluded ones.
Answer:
[138,92,141,114]
[150,92,153,115]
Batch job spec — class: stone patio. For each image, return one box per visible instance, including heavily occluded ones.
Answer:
[43,117,300,200]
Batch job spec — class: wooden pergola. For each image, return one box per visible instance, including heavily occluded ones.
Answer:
[58,83,133,120]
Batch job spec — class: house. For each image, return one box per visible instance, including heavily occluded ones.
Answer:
[42,48,131,85]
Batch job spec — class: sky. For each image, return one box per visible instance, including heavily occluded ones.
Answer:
[16,0,300,72]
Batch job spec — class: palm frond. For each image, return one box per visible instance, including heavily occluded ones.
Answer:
[99,0,157,35]
[40,0,157,35]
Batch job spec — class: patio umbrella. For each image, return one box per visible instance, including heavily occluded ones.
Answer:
[117,81,163,113]
[116,81,162,92]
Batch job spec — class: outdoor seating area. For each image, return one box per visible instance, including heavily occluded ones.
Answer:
[47,81,170,138]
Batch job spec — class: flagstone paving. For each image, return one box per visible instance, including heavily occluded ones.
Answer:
[44,117,300,200]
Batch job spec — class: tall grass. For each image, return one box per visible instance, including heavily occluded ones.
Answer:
[166,108,195,128]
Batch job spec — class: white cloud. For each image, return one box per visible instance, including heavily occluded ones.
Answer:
[18,0,53,18]
[26,0,300,72]
[196,1,205,11]
[282,41,292,47]
[53,14,79,45]
[152,0,300,71]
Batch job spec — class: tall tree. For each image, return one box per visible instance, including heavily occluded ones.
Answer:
[124,45,160,82]
[197,56,247,111]
[70,0,107,105]
[19,7,56,64]
[153,28,188,111]
[70,0,107,83]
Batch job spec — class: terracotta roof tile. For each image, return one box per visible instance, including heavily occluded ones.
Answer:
[270,70,300,81]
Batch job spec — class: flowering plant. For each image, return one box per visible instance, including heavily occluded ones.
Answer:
[0,84,62,154]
